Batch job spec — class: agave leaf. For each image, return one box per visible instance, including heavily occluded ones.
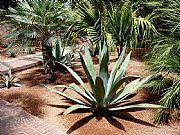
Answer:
[84,47,96,81]
[111,76,151,104]
[11,76,17,82]
[99,45,109,91]
[79,54,96,96]
[45,85,88,106]
[64,104,91,115]
[108,75,141,103]
[5,76,9,87]
[53,85,68,88]
[106,46,126,98]
[109,103,164,111]
[111,80,139,104]
[59,63,96,102]
[69,83,94,105]
[114,52,131,82]
[12,83,22,87]
[95,76,105,108]
[8,69,12,80]
[107,99,130,108]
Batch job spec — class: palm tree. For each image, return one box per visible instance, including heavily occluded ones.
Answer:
[6,0,73,83]
[71,0,108,53]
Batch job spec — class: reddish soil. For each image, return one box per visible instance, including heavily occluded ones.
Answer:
[0,55,179,135]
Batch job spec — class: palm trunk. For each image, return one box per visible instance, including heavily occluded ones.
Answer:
[120,45,123,56]
[116,47,120,57]
[116,43,123,57]
[42,38,55,83]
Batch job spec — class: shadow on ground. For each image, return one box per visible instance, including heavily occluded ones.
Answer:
[0,92,46,117]
[18,67,45,87]
[48,103,157,134]
[18,65,89,87]
[66,111,157,134]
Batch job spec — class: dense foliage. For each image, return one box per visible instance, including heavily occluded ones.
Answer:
[146,0,180,124]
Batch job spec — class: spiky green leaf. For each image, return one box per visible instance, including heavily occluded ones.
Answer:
[108,75,141,103]
[64,104,90,115]
[111,76,152,104]
[99,44,109,91]
[95,76,105,108]
[106,46,126,98]
[45,85,88,106]
[109,103,164,111]
[114,52,131,82]
[84,47,96,81]
[59,63,96,102]
[79,54,96,96]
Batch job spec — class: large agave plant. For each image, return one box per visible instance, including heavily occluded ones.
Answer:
[47,44,162,115]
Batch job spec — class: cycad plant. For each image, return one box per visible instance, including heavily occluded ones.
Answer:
[6,0,73,83]
[46,42,162,115]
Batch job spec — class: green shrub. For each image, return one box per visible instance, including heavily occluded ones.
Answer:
[146,37,180,123]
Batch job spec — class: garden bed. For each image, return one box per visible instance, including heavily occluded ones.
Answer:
[0,54,179,135]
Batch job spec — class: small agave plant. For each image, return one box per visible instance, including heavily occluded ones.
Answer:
[47,44,162,115]
[52,39,75,68]
[0,69,22,89]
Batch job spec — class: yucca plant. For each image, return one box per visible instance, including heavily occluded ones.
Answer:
[46,43,162,115]
[108,2,132,56]
[0,69,22,89]
[108,1,158,56]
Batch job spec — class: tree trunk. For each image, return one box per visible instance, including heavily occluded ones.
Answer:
[116,46,120,57]
[42,38,55,84]
[120,45,123,56]
[116,43,123,58]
